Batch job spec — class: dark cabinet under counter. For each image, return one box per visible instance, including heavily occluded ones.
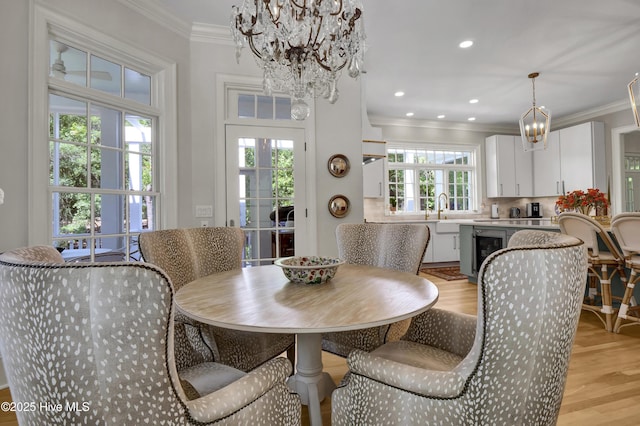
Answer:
[460,223,557,283]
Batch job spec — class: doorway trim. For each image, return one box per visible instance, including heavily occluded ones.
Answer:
[612,124,639,215]
[215,73,318,254]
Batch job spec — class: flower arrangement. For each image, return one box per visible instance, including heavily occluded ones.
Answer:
[556,188,609,216]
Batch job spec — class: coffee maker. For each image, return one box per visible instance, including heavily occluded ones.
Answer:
[526,202,542,218]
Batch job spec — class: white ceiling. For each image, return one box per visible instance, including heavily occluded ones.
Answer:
[155,0,640,130]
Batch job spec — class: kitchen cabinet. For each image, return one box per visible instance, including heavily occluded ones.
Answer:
[363,159,384,198]
[533,130,561,196]
[533,121,606,196]
[430,221,460,263]
[363,140,386,198]
[485,135,533,197]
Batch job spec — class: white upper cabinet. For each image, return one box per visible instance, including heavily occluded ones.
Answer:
[363,140,386,198]
[485,135,533,198]
[533,130,561,196]
[533,121,605,196]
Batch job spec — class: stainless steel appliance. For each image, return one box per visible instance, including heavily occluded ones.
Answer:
[509,207,521,218]
[526,202,542,218]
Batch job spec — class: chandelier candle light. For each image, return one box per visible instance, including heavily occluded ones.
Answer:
[231,0,366,120]
[519,72,551,152]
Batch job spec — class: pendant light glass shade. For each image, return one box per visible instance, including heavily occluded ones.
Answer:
[629,73,640,128]
[519,72,551,152]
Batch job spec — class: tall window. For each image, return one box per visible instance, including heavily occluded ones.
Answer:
[48,39,158,261]
[386,145,477,214]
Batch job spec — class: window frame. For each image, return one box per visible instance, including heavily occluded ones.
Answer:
[29,5,178,247]
[385,142,479,215]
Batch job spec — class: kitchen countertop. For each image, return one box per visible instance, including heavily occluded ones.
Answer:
[470,218,560,230]
[369,217,559,229]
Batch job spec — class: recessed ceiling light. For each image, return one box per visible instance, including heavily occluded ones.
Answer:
[459,40,473,48]
[406,112,414,117]
[467,117,476,121]
[437,115,445,119]
[395,91,405,97]
[469,99,479,104]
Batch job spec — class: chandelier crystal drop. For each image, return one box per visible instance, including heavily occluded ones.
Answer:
[519,72,551,152]
[231,0,366,120]
[629,72,640,128]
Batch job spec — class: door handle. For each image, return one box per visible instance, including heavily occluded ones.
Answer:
[229,219,235,227]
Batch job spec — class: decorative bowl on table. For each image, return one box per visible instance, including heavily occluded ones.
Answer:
[274,256,345,285]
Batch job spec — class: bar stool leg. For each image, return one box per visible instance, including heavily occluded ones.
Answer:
[600,265,614,332]
[614,269,640,333]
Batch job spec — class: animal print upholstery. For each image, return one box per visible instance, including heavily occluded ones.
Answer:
[322,223,430,357]
[138,227,295,372]
[332,230,588,425]
[0,246,301,425]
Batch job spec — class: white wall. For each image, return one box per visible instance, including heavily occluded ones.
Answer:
[189,36,364,257]
[0,0,193,389]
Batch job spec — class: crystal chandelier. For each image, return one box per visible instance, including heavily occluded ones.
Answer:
[629,72,640,128]
[231,0,366,120]
[519,72,551,151]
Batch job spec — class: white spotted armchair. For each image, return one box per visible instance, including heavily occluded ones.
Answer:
[332,230,588,425]
[139,227,295,372]
[322,223,430,357]
[0,245,301,425]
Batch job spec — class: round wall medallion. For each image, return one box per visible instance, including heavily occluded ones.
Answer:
[327,154,350,178]
[328,194,351,218]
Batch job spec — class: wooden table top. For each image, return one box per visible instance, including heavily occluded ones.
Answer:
[175,263,439,334]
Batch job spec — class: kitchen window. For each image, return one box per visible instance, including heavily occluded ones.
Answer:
[386,146,477,214]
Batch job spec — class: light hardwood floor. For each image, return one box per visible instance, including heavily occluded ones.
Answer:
[2,273,640,425]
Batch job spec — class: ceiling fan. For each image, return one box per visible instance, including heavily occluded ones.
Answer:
[51,43,112,81]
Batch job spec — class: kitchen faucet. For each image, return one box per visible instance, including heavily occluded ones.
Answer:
[437,192,449,220]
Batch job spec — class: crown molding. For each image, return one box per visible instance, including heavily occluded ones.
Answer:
[191,23,234,45]
[551,98,630,129]
[369,97,632,135]
[368,115,519,135]
[117,0,191,39]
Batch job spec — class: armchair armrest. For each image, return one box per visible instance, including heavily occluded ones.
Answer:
[346,349,467,398]
[185,357,295,423]
[402,308,476,358]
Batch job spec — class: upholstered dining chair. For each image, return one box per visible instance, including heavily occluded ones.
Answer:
[558,212,628,331]
[321,223,430,357]
[138,227,295,372]
[332,230,588,425]
[611,212,640,332]
[0,245,301,425]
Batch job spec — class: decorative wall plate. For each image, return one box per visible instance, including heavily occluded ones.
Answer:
[328,154,350,178]
[328,194,351,218]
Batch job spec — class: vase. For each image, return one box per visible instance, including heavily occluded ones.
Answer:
[577,206,591,215]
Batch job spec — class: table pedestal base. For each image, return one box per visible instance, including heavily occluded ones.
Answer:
[287,333,336,426]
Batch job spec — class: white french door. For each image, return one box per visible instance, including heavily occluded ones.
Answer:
[226,125,307,266]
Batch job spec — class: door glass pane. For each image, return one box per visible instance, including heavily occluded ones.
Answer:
[235,136,296,265]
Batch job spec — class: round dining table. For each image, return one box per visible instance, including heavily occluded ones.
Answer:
[174,263,439,426]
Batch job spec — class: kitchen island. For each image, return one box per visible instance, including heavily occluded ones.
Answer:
[460,218,559,282]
